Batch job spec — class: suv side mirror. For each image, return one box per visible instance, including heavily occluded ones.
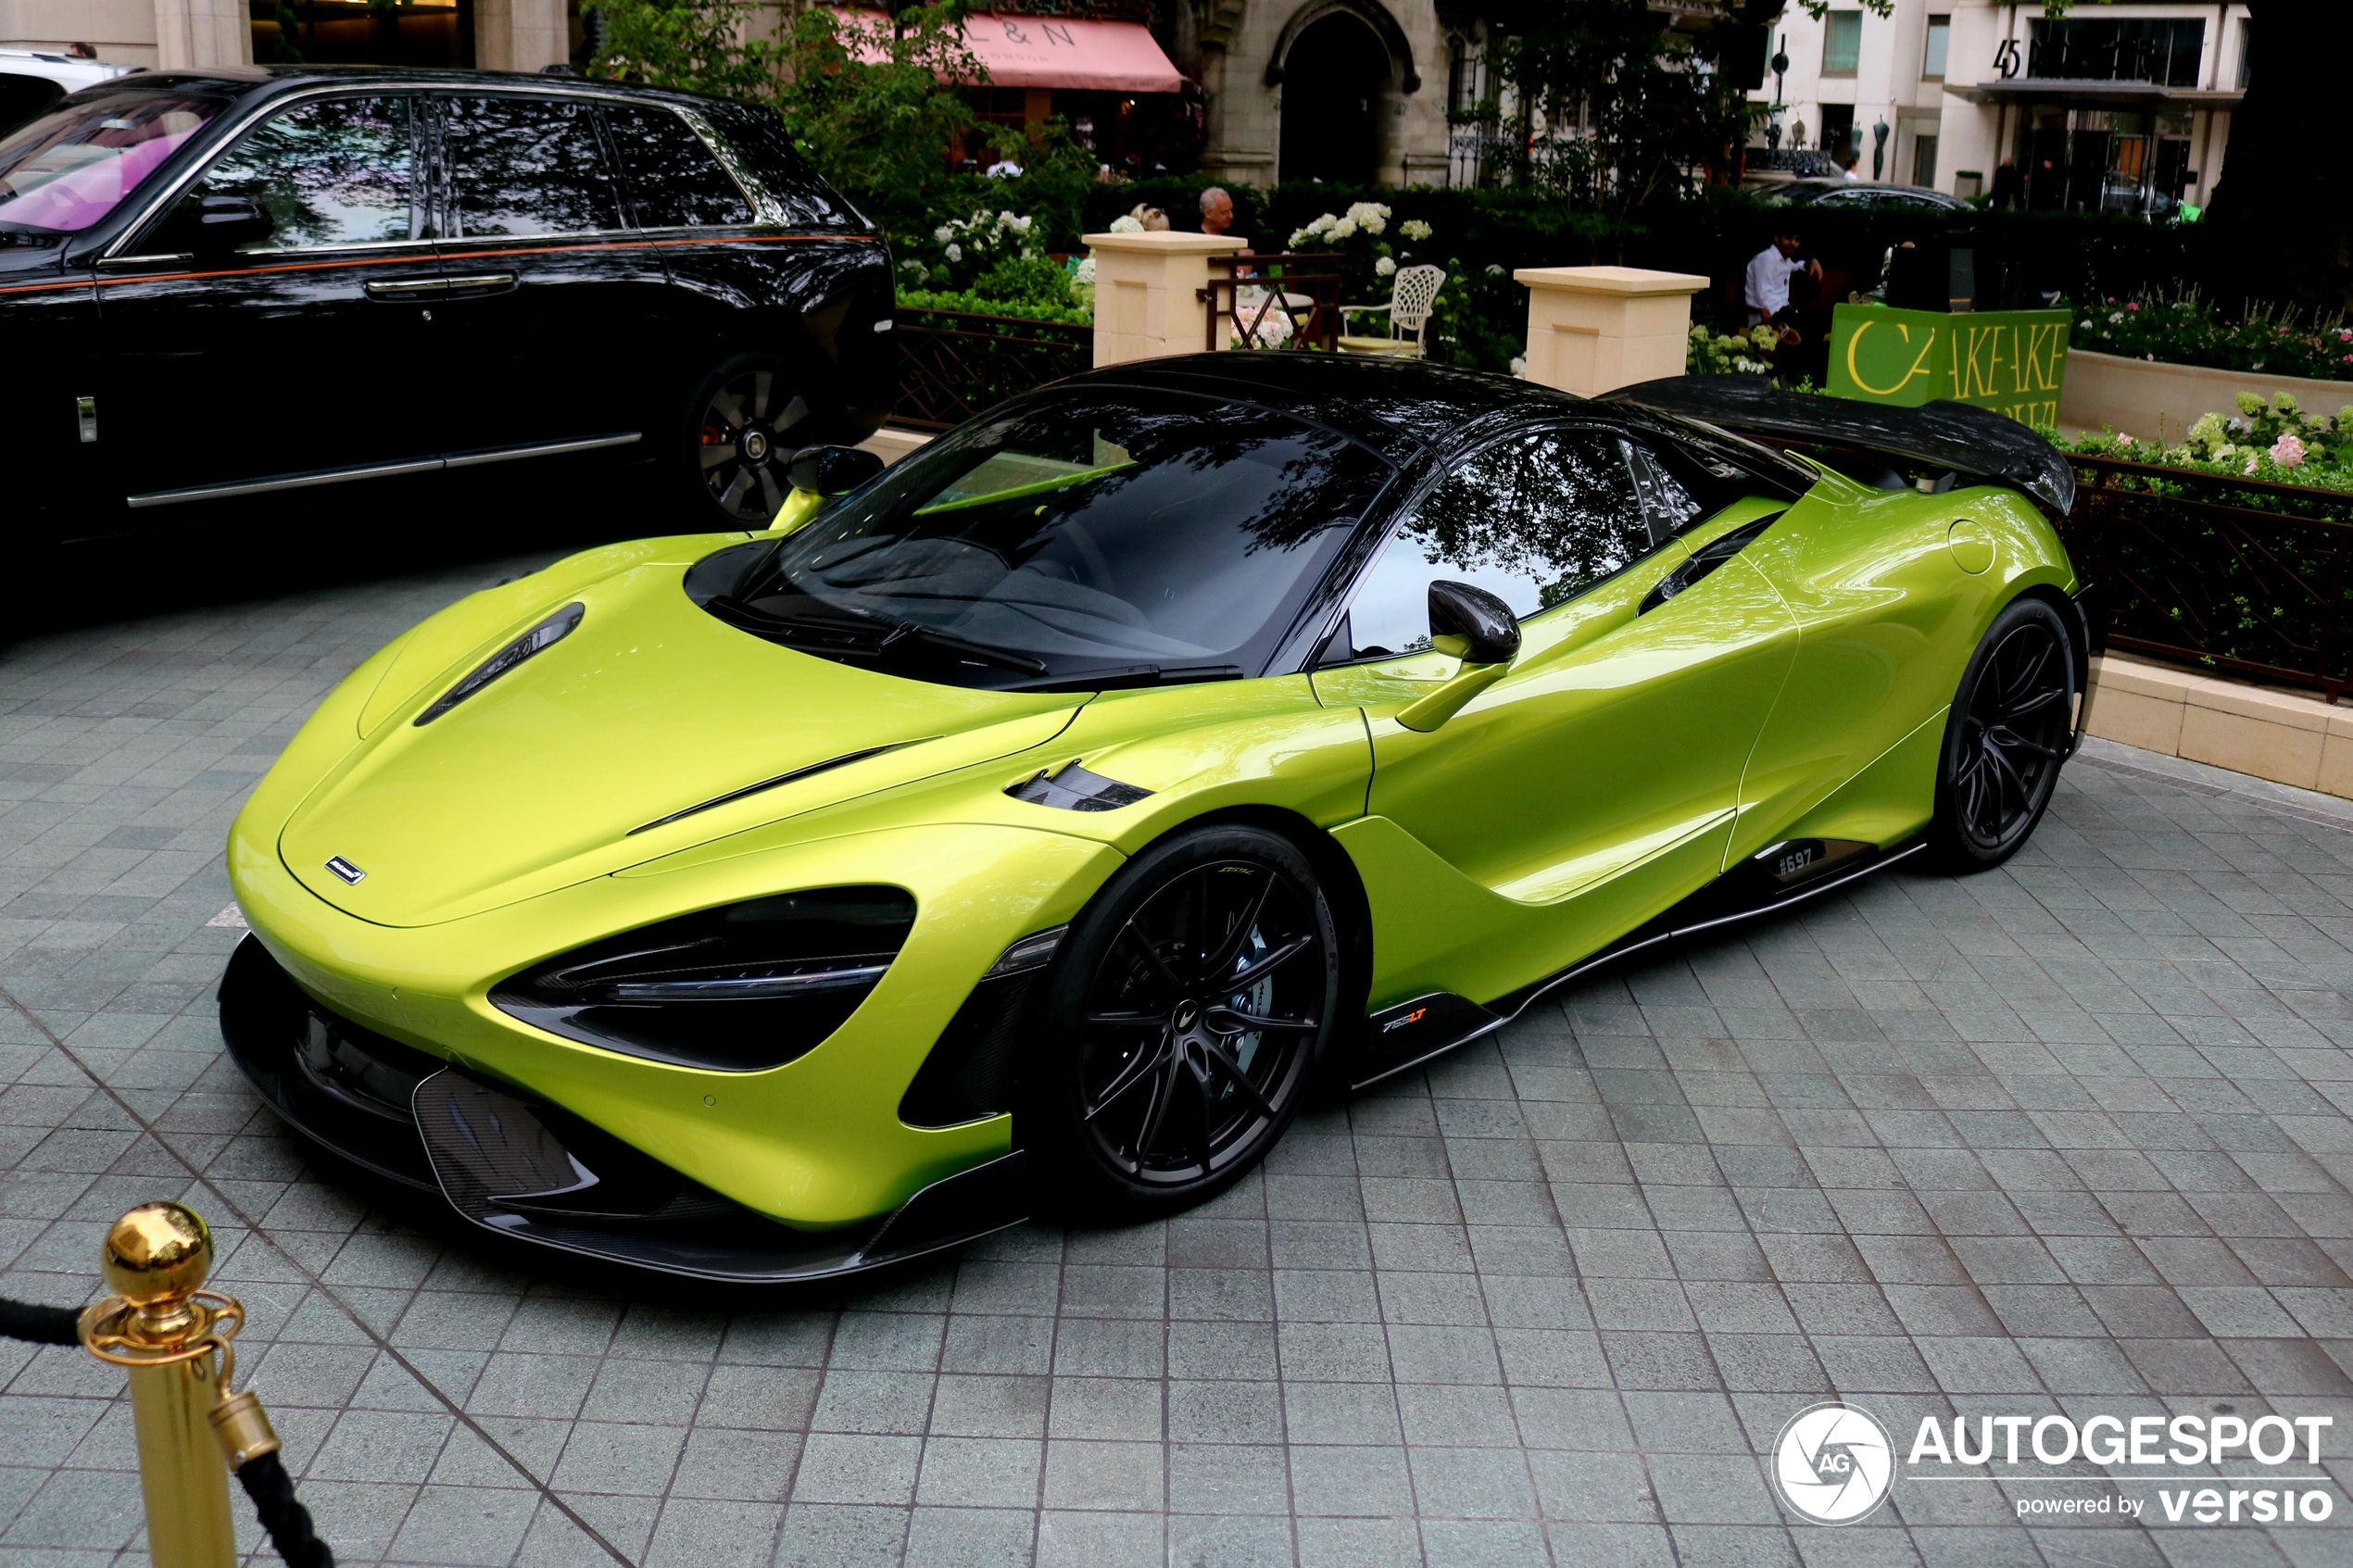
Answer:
[1428,580,1521,666]
[1397,581,1521,734]
[159,194,274,257]
[787,444,884,497]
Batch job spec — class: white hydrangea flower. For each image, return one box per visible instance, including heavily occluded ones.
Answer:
[1345,201,1390,234]
[1287,228,1313,249]
[1399,219,1431,241]
[944,243,963,261]
[1306,213,1337,234]
[1484,263,1504,277]
[1326,219,1356,241]
[1374,256,1397,277]
[933,226,952,244]
[1508,355,1529,378]
[1073,257,1095,283]
[1109,215,1144,233]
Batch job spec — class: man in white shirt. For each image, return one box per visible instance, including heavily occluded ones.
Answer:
[1744,231,1823,327]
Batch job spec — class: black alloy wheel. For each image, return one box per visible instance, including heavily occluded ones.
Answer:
[1932,596,2078,872]
[689,356,812,526]
[1028,825,1340,1217]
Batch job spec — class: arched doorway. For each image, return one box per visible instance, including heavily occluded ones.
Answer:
[1278,12,1390,184]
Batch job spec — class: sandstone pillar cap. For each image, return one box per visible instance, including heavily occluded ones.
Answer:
[1086,232,1251,255]
[1514,265,1711,295]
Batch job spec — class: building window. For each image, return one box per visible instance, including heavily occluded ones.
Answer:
[1822,11,1862,76]
[1923,15,1950,79]
[2238,19,2252,90]
[2028,17,2205,87]
[1912,133,1939,188]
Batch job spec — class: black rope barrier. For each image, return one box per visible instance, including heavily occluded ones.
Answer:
[236,1450,335,1568]
[0,1291,334,1565]
[0,1297,80,1345]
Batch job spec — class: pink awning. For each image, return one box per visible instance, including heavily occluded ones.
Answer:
[843,10,1185,94]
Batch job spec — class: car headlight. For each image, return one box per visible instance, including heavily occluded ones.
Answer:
[489,885,915,1071]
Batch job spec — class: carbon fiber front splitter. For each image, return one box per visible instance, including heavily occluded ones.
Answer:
[218,935,1028,1283]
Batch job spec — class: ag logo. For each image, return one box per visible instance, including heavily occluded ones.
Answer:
[1772,1402,1894,1525]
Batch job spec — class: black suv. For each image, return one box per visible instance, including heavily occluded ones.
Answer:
[0,67,896,540]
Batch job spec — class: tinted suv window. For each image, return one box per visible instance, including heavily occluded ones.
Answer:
[171,94,418,251]
[605,104,751,228]
[0,86,229,236]
[445,94,621,237]
[1338,429,1648,660]
[700,101,862,229]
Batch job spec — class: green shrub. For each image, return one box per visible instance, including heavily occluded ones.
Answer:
[2074,291,2353,383]
[2057,392,2353,495]
[970,255,1074,309]
[896,288,1093,328]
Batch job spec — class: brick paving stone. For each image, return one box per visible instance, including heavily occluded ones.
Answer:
[7,549,2353,1564]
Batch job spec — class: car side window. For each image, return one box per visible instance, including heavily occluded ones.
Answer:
[700,100,863,229]
[444,95,622,238]
[604,104,753,229]
[1331,429,1648,661]
[173,94,419,251]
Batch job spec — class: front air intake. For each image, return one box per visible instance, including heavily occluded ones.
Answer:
[490,885,915,1071]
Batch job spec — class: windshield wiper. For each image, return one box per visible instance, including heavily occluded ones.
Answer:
[1005,663,1245,693]
[874,620,1048,675]
[704,594,1045,676]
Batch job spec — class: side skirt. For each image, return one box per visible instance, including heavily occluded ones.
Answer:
[1349,836,1927,1090]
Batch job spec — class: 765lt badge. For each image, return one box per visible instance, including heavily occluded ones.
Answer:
[323,857,366,884]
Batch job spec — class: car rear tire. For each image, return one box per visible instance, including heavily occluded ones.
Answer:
[1930,596,2078,873]
[684,353,816,528]
[1023,824,1342,1221]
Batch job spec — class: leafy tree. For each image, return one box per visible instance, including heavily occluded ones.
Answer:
[2203,0,2353,316]
[1478,0,1765,221]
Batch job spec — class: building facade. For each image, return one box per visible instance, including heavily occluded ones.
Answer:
[1,0,567,74]
[1179,0,1454,188]
[1752,0,2247,209]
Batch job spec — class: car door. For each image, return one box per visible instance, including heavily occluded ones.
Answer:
[94,91,443,511]
[1315,425,1801,1000]
[428,91,665,466]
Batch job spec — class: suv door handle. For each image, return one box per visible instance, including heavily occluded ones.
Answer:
[364,277,448,299]
[441,272,519,295]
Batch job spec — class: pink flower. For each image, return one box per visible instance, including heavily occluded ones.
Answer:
[2272,433,2309,469]
[2127,302,2140,312]
[2246,457,2259,475]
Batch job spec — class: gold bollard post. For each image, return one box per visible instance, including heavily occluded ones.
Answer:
[79,1203,244,1568]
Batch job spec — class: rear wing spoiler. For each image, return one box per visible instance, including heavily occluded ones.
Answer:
[1602,375,2075,521]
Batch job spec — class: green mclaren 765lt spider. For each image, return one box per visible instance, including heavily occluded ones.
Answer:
[220,357,2098,1282]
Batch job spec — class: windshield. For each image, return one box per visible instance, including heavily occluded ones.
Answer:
[0,87,230,235]
[710,389,1393,689]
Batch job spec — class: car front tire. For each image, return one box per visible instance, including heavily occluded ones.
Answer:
[1931,595,2078,872]
[1022,824,1342,1221]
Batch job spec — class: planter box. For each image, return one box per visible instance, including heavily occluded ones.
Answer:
[2060,347,2353,442]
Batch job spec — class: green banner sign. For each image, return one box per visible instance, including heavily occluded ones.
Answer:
[1826,304,2071,429]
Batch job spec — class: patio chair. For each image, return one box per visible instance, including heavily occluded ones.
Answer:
[1337,264,1446,358]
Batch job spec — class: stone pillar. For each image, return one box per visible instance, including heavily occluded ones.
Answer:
[474,0,567,73]
[1514,266,1711,398]
[154,0,251,69]
[1086,231,1249,367]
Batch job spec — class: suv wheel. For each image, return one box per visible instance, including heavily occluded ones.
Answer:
[686,354,812,527]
